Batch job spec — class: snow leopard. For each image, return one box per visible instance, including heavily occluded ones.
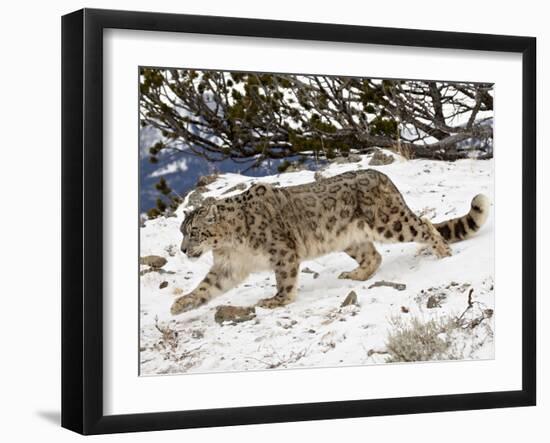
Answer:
[170,169,489,315]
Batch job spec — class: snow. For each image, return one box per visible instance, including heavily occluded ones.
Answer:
[148,158,189,178]
[139,151,494,375]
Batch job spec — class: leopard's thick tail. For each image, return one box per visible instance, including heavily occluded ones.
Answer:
[434,194,490,243]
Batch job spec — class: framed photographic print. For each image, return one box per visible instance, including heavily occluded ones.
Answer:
[61,8,536,435]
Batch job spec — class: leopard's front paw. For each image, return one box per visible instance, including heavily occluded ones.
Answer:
[256,294,292,309]
[339,267,376,281]
[170,294,204,315]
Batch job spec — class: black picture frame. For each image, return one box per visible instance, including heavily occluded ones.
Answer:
[61,8,536,435]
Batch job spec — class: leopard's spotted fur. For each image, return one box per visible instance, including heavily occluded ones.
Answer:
[171,169,489,314]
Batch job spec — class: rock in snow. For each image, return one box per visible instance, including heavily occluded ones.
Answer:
[341,291,358,307]
[214,305,257,325]
[139,255,167,269]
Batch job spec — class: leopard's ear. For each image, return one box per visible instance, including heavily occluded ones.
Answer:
[205,204,218,224]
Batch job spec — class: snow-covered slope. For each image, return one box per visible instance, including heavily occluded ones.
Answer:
[139,151,494,375]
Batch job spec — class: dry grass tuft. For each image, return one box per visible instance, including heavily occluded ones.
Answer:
[385,316,462,363]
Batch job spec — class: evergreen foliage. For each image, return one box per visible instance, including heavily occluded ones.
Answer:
[140,69,493,167]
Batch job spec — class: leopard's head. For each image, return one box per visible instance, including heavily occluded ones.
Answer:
[179,201,225,259]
